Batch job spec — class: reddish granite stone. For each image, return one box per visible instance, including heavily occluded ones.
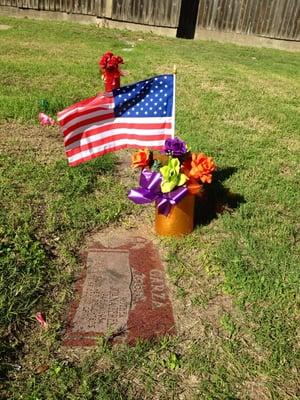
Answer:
[63,238,175,346]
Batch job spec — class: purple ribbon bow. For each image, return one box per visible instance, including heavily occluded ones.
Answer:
[128,169,188,216]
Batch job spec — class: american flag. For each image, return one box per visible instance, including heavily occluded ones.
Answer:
[58,74,175,166]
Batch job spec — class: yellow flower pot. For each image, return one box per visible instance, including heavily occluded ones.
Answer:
[154,194,195,237]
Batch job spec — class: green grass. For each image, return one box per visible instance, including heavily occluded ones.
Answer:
[0,16,299,399]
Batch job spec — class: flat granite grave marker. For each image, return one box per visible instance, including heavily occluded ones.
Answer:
[64,237,175,346]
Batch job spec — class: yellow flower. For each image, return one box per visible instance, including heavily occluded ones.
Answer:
[160,158,187,193]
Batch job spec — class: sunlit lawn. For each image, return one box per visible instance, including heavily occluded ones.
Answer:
[0,15,299,399]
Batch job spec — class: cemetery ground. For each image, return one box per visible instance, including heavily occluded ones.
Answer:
[0,15,299,399]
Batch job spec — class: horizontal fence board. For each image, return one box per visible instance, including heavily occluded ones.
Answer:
[197,0,300,40]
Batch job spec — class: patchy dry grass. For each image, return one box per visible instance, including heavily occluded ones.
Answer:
[0,15,299,400]
[224,115,275,133]
[0,122,64,163]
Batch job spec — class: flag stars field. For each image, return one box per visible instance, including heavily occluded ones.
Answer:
[114,75,173,119]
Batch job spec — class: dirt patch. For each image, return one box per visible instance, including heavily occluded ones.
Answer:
[241,378,271,400]
[224,115,275,133]
[172,282,234,340]
[0,24,12,30]
[115,149,140,188]
[199,79,233,95]
[242,69,299,100]
[0,122,64,164]
[279,137,300,153]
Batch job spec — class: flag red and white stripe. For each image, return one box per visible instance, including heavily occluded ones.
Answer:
[58,74,175,166]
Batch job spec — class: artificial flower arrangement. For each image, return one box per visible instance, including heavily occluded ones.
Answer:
[99,51,124,92]
[128,137,216,235]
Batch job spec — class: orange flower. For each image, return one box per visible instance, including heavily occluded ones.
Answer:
[181,157,202,195]
[131,149,150,169]
[189,153,216,184]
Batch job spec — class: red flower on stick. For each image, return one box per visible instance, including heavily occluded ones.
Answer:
[99,51,124,92]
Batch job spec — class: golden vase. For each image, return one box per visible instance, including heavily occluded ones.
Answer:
[154,194,195,237]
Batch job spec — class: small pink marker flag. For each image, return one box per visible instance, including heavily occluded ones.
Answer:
[35,312,48,328]
[39,112,56,126]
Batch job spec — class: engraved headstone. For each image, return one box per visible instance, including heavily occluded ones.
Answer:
[64,237,175,346]
[71,250,131,333]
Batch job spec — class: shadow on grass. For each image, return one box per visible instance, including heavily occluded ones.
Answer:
[0,339,23,382]
[194,167,245,226]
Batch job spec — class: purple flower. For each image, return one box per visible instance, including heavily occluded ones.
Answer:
[164,137,187,157]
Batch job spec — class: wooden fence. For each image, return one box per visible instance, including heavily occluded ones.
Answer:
[0,0,299,41]
[196,0,300,40]
[0,0,181,26]
[0,0,106,16]
[112,0,181,27]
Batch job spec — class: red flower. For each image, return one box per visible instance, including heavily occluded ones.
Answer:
[99,52,124,90]
[99,51,113,70]
[99,52,123,72]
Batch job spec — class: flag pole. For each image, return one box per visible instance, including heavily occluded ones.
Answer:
[172,64,177,139]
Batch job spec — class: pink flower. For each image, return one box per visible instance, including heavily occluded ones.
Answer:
[35,312,48,328]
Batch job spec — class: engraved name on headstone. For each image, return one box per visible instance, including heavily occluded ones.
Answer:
[131,269,146,308]
[150,269,167,309]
